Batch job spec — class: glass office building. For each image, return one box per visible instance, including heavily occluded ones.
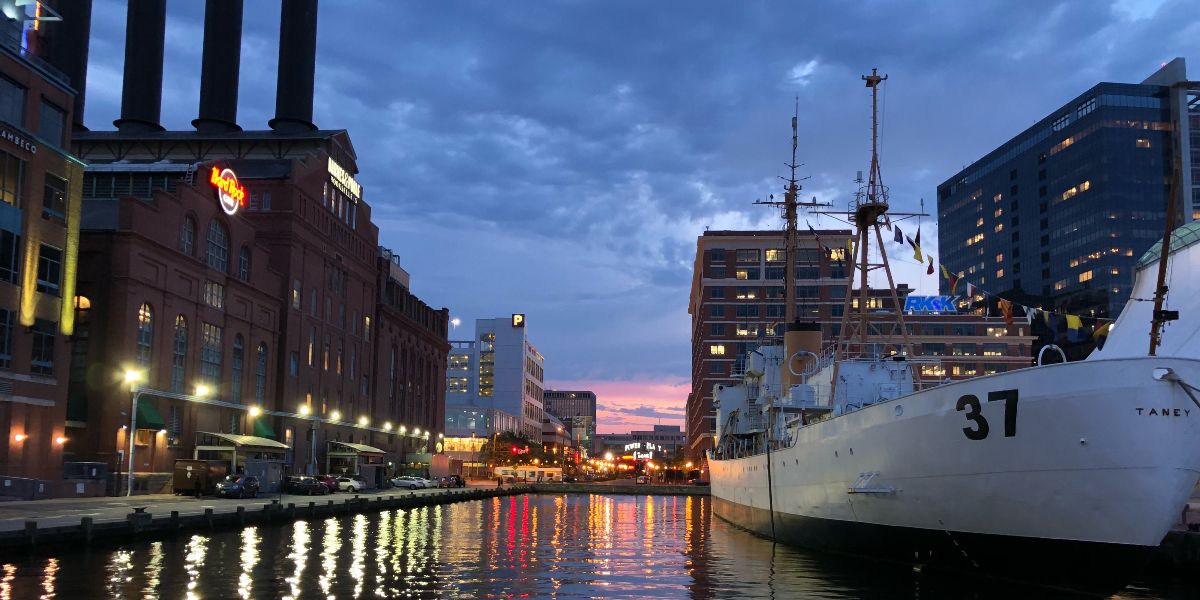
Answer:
[937,59,1197,320]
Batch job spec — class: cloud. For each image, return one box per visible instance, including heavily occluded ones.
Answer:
[80,1,1199,435]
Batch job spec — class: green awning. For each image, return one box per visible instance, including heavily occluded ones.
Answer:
[135,400,165,430]
[253,418,276,439]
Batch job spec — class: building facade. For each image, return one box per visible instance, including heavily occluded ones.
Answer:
[62,1,448,492]
[937,59,1199,321]
[541,389,596,455]
[0,8,86,497]
[444,316,545,444]
[686,229,852,460]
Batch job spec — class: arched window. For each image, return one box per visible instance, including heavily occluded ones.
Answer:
[238,246,251,281]
[255,343,268,403]
[231,334,244,404]
[171,315,187,393]
[180,217,195,255]
[136,303,153,367]
[206,221,229,272]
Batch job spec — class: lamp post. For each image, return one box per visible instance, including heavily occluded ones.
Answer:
[124,370,143,497]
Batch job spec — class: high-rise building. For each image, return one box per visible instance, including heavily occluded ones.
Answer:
[444,316,545,453]
[937,58,1198,321]
[542,389,596,455]
[686,229,852,461]
[0,4,87,497]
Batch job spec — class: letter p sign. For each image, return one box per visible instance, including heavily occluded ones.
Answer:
[511,313,526,328]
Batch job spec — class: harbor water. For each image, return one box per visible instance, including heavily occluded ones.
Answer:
[0,493,1190,599]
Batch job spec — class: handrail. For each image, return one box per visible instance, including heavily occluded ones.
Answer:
[1037,344,1067,365]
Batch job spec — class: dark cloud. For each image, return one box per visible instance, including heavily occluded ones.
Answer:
[83,1,1198,424]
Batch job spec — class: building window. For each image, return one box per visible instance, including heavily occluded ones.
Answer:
[765,249,785,263]
[36,244,62,295]
[736,249,759,263]
[982,343,1006,357]
[171,315,187,393]
[1135,138,1151,149]
[0,77,24,126]
[42,174,66,220]
[291,280,301,310]
[136,303,153,367]
[309,288,317,317]
[307,327,315,367]
[708,249,726,263]
[706,266,726,279]
[710,323,725,336]
[289,351,299,377]
[206,221,229,272]
[30,319,55,376]
[1079,270,1093,283]
[231,334,244,404]
[0,229,19,284]
[709,287,725,299]
[0,309,11,368]
[200,323,223,384]
[254,343,268,402]
[735,268,760,280]
[0,150,21,208]
[709,344,726,356]
[168,405,182,446]
[203,281,225,309]
[709,362,724,375]
[238,246,250,281]
[38,100,65,147]
[709,304,724,318]
[180,217,195,255]
[363,316,371,342]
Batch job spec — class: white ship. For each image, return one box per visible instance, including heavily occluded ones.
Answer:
[707,71,1200,594]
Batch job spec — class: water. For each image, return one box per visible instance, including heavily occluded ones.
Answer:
[0,494,1191,598]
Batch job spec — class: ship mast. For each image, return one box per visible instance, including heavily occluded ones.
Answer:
[829,69,916,395]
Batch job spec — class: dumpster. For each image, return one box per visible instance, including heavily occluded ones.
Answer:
[172,459,228,495]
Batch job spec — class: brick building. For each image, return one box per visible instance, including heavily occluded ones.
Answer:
[0,4,87,497]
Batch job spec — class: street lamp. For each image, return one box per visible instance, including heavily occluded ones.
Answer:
[248,406,262,418]
[330,410,342,422]
[383,422,393,431]
[195,384,211,397]
[298,404,312,416]
[358,416,369,427]
[123,369,145,497]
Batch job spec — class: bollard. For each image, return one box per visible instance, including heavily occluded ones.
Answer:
[80,516,93,543]
[25,520,36,545]
[236,506,246,525]
[170,511,180,530]
[204,507,214,529]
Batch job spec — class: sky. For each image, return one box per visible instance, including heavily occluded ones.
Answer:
[80,0,1198,433]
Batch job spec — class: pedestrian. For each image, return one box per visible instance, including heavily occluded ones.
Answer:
[497,476,502,488]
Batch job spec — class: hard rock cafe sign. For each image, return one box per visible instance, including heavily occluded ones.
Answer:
[209,166,246,216]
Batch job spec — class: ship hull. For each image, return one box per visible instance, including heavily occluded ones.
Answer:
[709,356,1200,593]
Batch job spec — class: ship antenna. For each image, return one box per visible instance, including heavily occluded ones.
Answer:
[828,69,918,399]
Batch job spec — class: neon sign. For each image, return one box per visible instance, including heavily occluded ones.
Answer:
[327,157,362,202]
[512,313,526,328]
[209,167,246,216]
[903,295,959,314]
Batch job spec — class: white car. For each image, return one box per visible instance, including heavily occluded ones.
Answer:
[336,476,366,492]
[391,476,428,490]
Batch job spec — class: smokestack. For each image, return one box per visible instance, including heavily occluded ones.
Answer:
[193,0,243,132]
[45,0,93,132]
[113,0,166,133]
[268,0,318,132]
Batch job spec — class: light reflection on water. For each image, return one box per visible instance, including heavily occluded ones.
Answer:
[0,494,1190,598]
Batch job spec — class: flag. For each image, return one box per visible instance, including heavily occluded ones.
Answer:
[949,272,961,295]
[894,225,904,244]
[1065,314,1087,343]
[1024,306,1038,325]
[926,256,934,275]
[847,237,855,259]
[940,264,950,281]
[915,227,921,247]
[913,242,923,263]
[998,299,1014,326]
[883,214,892,232]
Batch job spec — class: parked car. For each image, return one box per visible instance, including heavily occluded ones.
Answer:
[315,474,339,493]
[635,475,650,485]
[215,474,260,498]
[391,476,426,490]
[284,476,329,496]
[337,476,367,492]
[689,479,710,487]
[561,475,577,483]
[438,475,466,488]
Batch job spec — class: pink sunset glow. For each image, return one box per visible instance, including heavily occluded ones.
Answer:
[545,377,689,434]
